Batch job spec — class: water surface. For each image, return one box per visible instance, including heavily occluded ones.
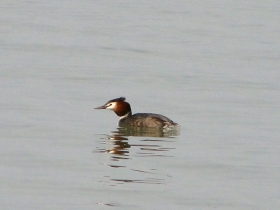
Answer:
[1,0,280,209]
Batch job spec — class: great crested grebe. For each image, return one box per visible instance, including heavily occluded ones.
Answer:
[95,97,179,129]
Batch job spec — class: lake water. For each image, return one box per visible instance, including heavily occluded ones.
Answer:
[1,0,280,209]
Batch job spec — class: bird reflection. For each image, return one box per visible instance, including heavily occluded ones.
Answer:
[95,127,179,186]
[114,126,180,138]
[106,135,130,156]
[96,127,179,159]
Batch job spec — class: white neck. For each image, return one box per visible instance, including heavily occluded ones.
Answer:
[119,112,131,120]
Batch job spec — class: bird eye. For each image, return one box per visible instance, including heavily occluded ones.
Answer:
[107,103,112,107]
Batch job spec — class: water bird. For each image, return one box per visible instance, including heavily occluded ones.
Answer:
[95,97,179,129]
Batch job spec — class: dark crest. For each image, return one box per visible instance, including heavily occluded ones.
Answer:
[108,97,126,103]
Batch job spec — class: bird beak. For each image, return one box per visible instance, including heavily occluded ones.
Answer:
[94,105,107,109]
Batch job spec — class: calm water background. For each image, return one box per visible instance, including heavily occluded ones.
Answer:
[1,0,280,209]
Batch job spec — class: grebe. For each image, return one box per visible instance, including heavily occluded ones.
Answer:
[95,97,179,129]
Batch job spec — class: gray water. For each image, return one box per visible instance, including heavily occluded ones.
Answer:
[1,1,280,209]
